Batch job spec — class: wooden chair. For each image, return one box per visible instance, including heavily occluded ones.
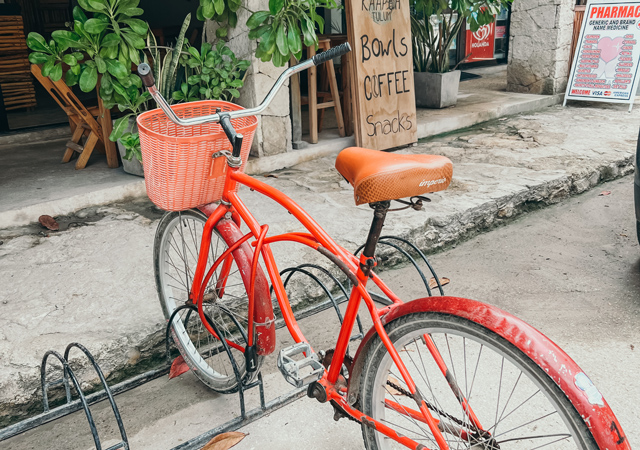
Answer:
[31,64,119,169]
[305,39,345,144]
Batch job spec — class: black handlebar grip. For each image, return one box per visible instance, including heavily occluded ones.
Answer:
[137,63,155,88]
[312,42,352,66]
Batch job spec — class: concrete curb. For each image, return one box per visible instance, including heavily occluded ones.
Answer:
[0,180,146,229]
[0,125,70,146]
[417,94,564,139]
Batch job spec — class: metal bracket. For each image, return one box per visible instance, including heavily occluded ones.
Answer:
[212,150,242,168]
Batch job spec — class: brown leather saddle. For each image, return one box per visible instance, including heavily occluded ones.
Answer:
[335,147,453,206]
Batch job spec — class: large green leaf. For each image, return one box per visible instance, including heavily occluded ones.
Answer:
[87,0,108,12]
[202,0,215,18]
[101,72,114,95]
[196,5,205,21]
[213,0,225,15]
[275,22,288,56]
[28,52,50,64]
[216,26,228,38]
[50,63,63,81]
[228,0,241,12]
[66,69,80,86]
[269,0,284,15]
[102,32,121,47]
[301,16,316,47]
[110,114,133,142]
[122,30,146,49]
[258,28,275,54]
[119,7,144,16]
[105,59,128,78]
[41,58,55,77]
[95,55,107,73]
[287,20,302,54]
[246,11,270,30]
[52,30,82,51]
[79,64,98,92]
[128,44,141,65]
[63,54,78,66]
[84,18,109,34]
[112,79,127,97]
[72,5,88,23]
[122,18,147,35]
[116,0,140,15]
[77,0,99,13]
[228,10,238,27]
[26,32,48,53]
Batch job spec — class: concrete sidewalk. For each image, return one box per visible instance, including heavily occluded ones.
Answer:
[0,101,637,426]
[0,66,564,229]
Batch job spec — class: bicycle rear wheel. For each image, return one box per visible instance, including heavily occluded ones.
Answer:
[154,210,262,393]
[359,312,598,450]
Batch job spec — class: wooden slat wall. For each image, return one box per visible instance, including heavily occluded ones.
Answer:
[0,15,37,110]
[568,5,586,73]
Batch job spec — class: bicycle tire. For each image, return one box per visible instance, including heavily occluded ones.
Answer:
[154,209,263,393]
[359,312,598,450]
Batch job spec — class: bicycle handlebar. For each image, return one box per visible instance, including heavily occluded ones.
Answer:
[136,42,351,128]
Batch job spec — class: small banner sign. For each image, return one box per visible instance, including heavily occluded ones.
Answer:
[466,21,496,62]
[565,0,640,110]
[345,0,417,150]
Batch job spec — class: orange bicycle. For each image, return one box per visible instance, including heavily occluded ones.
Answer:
[136,44,629,449]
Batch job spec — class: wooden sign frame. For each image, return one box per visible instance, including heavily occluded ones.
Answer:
[345,0,418,150]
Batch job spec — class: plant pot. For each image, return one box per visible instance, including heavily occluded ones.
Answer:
[414,70,461,109]
[114,119,144,177]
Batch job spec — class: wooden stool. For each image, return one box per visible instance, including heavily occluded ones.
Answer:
[306,39,345,144]
[31,64,119,170]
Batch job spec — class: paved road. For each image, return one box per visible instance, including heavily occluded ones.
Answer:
[4,175,638,449]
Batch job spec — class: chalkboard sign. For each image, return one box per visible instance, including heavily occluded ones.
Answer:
[564,0,640,111]
[345,0,417,150]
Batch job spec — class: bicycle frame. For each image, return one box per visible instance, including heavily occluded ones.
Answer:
[184,160,468,450]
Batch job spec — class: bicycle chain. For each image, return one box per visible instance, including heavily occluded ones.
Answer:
[386,379,471,431]
[386,380,500,448]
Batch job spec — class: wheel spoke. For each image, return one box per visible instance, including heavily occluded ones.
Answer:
[157,212,255,393]
[363,316,586,450]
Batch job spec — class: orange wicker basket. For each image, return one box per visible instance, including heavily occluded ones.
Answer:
[137,100,258,211]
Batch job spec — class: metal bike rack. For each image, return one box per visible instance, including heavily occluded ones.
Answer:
[0,342,140,448]
[0,234,443,449]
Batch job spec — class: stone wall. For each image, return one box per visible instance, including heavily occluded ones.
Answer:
[507,0,574,95]
[205,0,292,157]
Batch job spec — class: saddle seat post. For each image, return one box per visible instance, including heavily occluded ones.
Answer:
[360,201,391,278]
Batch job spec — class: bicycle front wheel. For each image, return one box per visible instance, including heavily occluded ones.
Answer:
[154,210,262,393]
[359,312,598,450]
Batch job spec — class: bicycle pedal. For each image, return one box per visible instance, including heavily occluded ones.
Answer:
[277,342,324,388]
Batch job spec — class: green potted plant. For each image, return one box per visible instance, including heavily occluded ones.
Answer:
[174,41,250,103]
[411,0,511,108]
[27,0,150,174]
[104,13,192,176]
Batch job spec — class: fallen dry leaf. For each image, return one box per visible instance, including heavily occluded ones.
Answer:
[386,376,408,396]
[169,355,190,379]
[38,215,59,231]
[599,191,611,196]
[263,173,278,178]
[428,277,450,290]
[201,432,246,450]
